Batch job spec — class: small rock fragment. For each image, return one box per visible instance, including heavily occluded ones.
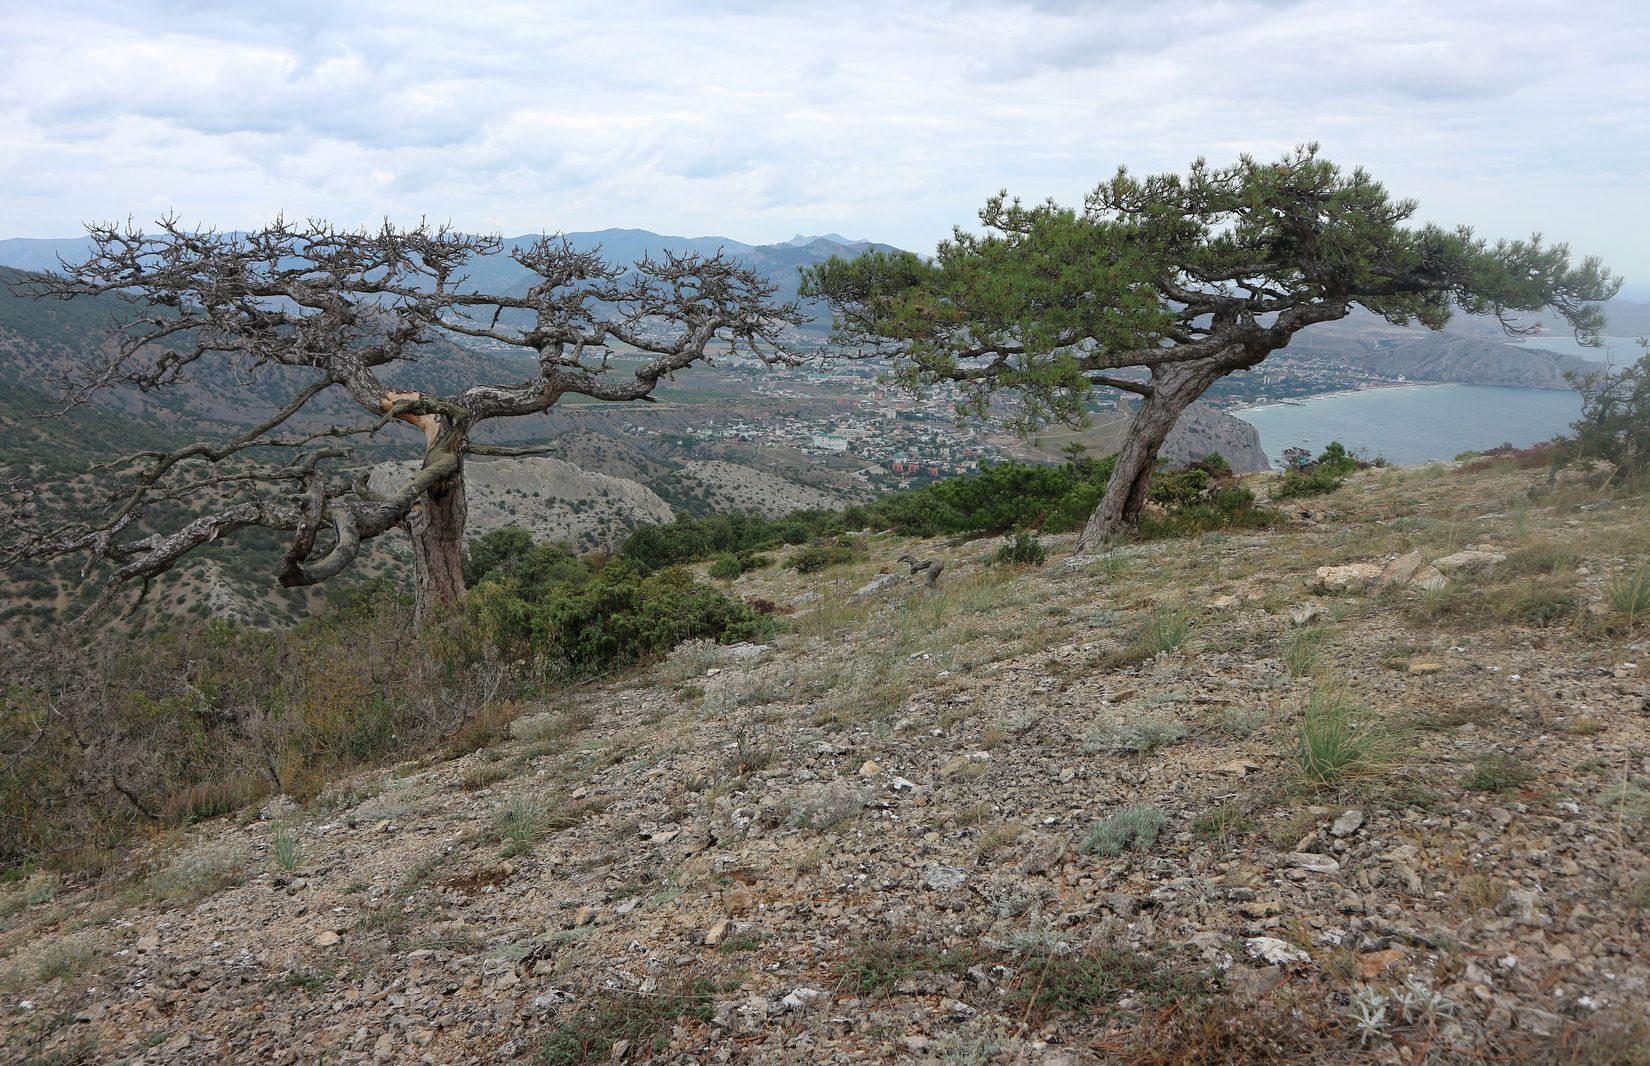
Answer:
[1245,937,1310,965]
[1433,550,1506,574]
[1330,810,1365,837]
[1286,852,1341,873]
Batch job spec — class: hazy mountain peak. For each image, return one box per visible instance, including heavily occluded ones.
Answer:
[779,233,867,248]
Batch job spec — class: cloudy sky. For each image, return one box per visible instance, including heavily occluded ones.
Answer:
[3,0,1647,286]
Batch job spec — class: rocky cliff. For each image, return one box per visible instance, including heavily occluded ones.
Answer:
[1160,402,1271,472]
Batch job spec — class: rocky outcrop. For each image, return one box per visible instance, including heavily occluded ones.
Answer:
[1160,402,1271,472]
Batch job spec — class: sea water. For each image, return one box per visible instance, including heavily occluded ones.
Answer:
[1236,384,1582,468]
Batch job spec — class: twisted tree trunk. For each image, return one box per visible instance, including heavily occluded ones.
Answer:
[409,466,467,627]
[1075,358,1230,552]
[388,398,472,627]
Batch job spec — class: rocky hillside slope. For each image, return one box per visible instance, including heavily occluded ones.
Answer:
[3,463,1648,1064]
[1334,336,1596,390]
[369,457,675,555]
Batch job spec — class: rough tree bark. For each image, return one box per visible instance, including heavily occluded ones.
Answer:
[1076,358,1232,551]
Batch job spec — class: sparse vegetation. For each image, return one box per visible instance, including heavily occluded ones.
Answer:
[145,839,251,904]
[1462,752,1537,793]
[1010,946,1196,1024]
[841,941,975,996]
[785,785,865,831]
[1080,804,1166,856]
[536,982,721,1065]
[1083,715,1188,755]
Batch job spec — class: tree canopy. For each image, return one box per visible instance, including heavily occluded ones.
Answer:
[2,218,803,622]
[802,145,1619,547]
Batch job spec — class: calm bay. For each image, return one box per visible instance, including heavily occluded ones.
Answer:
[1236,384,1582,468]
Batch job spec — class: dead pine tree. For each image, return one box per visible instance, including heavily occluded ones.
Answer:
[2,219,804,625]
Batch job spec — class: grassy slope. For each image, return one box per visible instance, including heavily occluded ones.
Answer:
[4,459,1648,1063]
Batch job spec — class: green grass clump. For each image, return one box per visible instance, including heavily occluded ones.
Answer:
[269,824,302,871]
[491,797,593,858]
[1609,564,1650,624]
[1080,804,1166,857]
[1190,804,1253,843]
[1283,627,1329,678]
[1294,687,1398,785]
[1120,606,1195,661]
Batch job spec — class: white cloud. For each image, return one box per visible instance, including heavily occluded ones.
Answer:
[0,0,1646,284]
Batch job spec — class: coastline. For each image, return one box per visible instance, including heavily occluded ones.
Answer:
[1225,380,1440,416]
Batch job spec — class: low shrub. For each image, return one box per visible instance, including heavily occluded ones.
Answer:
[1275,441,1360,498]
[993,532,1047,568]
[791,537,864,574]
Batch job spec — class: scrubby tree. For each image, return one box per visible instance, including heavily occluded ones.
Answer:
[2,219,802,622]
[1553,340,1650,480]
[802,145,1618,549]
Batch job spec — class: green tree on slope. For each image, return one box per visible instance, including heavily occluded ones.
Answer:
[802,145,1617,549]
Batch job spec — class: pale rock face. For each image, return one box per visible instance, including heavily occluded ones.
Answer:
[1432,549,1507,574]
[1314,563,1382,593]
[1159,402,1271,473]
[676,459,851,517]
[1375,549,1427,589]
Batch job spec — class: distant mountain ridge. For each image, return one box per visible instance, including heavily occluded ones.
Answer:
[0,229,903,322]
[1326,334,1598,389]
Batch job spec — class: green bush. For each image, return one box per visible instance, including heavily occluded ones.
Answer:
[707,554,743,580]
[1275,441,1359,499]
[791,537,864,574]
[459,558,773,679]
[707,550,771,580]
